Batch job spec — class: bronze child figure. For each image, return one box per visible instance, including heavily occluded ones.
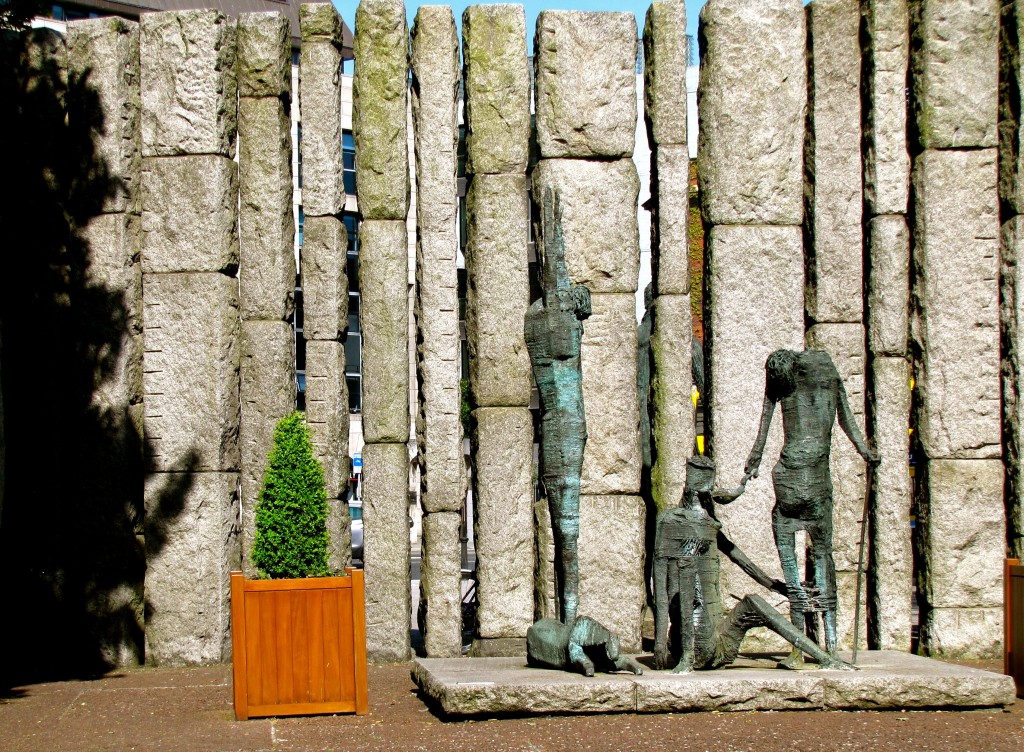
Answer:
[653,455,854,673]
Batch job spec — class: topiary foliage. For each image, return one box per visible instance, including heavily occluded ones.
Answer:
[252,411,329,579]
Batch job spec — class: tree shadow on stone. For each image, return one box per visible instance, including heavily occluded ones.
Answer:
[0,27,192,688]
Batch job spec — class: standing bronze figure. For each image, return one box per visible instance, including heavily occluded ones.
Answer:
[652,455,853,673]
[739,349,879,667]
[525,190,592,624]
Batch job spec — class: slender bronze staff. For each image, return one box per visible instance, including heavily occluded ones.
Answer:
[852,459,875,664]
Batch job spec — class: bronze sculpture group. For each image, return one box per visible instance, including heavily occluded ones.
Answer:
[524,191,873,676]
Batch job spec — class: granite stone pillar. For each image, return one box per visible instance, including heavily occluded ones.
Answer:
[462,4,533,654]
[911,1,1002,655]
[863,0,913,652]
[643,1,694,514]
[533,10,644,651]
[300,3,351,571]
[236,12,296,577]
[67,16,144,665]
[352,0,411,661]
[140,10,241,665]
[411,6,465,657]
[699,0,806,650]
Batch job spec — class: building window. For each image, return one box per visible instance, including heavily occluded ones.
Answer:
[343,131,356,196]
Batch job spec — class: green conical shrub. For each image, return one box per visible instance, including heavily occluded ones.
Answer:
[252,411,329,579]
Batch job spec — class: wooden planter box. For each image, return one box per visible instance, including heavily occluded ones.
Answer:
[1008,559,1023,697]
[230,569,368,719]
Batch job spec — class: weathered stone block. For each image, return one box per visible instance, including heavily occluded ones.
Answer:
[1003,215,1024,558]
[806,0,863,325]
[421,510,463,658]
[67,17,140,214]
[869,354,913,651]
[651,145,690,296]
[411,5,460,234]
[917,459,1005,610]
[534,10,637,159]
[578,494,645,653]
[238,96,295,321]
[532,159,640,295]
[867,215,909,356]
[643,0,688,146]
[1000,0,1024,215]
[144,471,240,665]
[141,156,238,274]
[472,408,534,639]
[362,441,412,663]
[863,0,910,216]
[706,225,804,627]
[805,323,867,571]
[239,320,295,578]
[466,174,531,408]
[304,339,349,501]
[463,4,530,174]
[143,272,240,473]
[80,212,143,407]
[911,0,999,149]
[698,0,805,226]
[920,606,1003,659]
[579,294,642,496]
[237,11,290,99]
[328,492,352,573]
[359,220,410,444]
[650,294,694,511]
[912,149,1001,459]
[140,10,236,158]
[299,5,344,217]
[353,0,410,220]
[300,214,348,342]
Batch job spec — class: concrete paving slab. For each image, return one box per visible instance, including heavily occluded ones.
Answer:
[412,651,1016,716]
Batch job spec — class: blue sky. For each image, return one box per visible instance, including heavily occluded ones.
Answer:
[332,1,708,52]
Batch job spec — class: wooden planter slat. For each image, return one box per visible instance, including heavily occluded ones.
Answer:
[231,570,368,719]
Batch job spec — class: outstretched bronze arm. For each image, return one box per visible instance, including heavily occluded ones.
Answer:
[743,395,776,481]
[717,530,788,596]
[835,373,880,464]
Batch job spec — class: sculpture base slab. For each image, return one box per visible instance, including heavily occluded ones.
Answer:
[412,651,1016,716]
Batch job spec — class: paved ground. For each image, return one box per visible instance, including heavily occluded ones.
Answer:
[2,659,1021,752]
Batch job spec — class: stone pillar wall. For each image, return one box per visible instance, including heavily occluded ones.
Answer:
[910,0,1004,658]
[699,0,806,650]
[139,10,241,665]
[353,0,412,664]
[1001,1,1024,569]
[862,0,913,652]
[236,12,296,578]
[643,0,694,514]
[299,3,350,573]
[462,5,534,655]
[411,6,465,658]
[805,0,868,652]
[67,17,144,666]
[533,10,644,652]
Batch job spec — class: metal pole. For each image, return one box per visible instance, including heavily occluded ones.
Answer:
[853,463,874,664]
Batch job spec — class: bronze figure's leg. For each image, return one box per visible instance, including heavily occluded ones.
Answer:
[673,559,698,673]
[546,474,581,624]
[772,507,809,669]
[807,514,838,655]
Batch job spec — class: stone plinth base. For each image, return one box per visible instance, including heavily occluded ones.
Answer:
[412,651,1015,716]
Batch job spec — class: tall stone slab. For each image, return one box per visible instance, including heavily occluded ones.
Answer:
[362,441,411,662]
[299,3,344,217]
[867,216,910,357]
[304,339,349,498]
[462,4,530,175]
[868,355,913,651]
[534,10,637,159]
[643,0,687,148]
[465,174,531,408]
[139,10,236,158]
[472,408,534,640]
[649,146,690,297]
[353,0,409,220]
[359,220,410,444]
[912,149,1001,461]
[704,226,805,645]
[411,7,464,658]
[301,215,348,342]
[910,0,999,150]
[698,0,806,226]
[805,0,863,325]
[1003,217,1024,560]
[863,0,910,217]
[239,321,295,577]
[915,459,1006,658]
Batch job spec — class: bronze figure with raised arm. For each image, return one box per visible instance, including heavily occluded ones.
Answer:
[737,349,879,667]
